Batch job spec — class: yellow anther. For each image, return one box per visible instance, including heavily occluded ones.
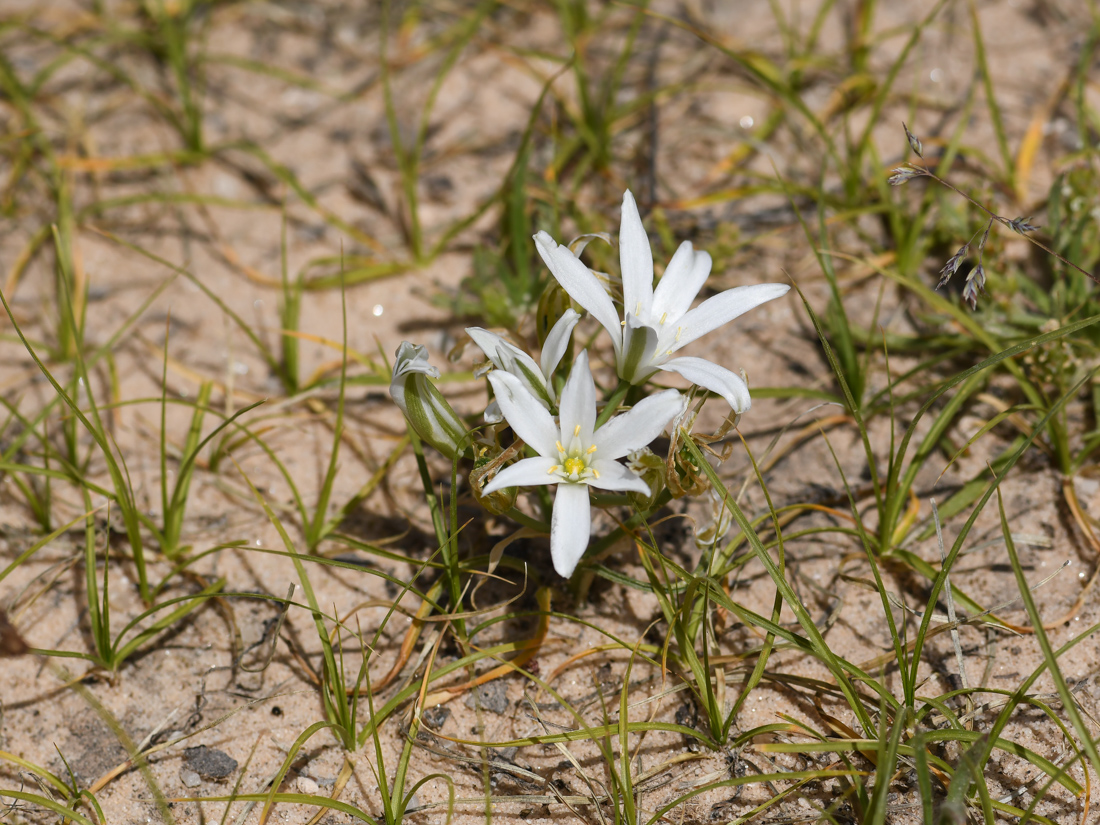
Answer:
[573,424,581,437]
[548,465,559,474]
[635,301,642,316]
[675,326,684,342]
[592,469,600,478]
[660,312,667,324]
[586,445,598,454]
[556,441,565,453]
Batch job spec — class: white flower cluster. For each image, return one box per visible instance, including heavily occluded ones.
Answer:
[391,190,789,578]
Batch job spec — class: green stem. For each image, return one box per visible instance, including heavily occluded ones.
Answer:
[595,380,631,428]
[505,507,550,533]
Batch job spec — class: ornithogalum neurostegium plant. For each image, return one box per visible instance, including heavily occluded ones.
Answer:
[389,190,789,577]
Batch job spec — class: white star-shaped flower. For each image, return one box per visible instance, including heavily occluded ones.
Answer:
[482,350,684,578]
[533,190,789,413]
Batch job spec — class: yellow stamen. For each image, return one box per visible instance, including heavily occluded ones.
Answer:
[660,312,667,324]
[675,326,684,342]
[586,445,598,454]
[573,424,581,437]
[548,465,559,474]
[592,469,600,478]
[555,441,565,453]
[635,301,641,316]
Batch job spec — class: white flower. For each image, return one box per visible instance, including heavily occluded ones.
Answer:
[482,350,684,578]
[466,308,580,422]
[533,190,790,413]
[390,342,467,460]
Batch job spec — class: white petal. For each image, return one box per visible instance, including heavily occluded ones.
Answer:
[588,459,651,494]
[593,388,684,459]
[651,244,712,324]
[539,308,580,386]
[658,357,752,413]
[534,231,623,355]
[487,370,560,457]
[550,483,592,578]
[619,316,661,384]
[392,341,440,379]
[618,190,654,323]
[483,399,503,424]
[467,327,548,402]
[482,456,558,494]
[671,283,789,352]
[558,350,596,447]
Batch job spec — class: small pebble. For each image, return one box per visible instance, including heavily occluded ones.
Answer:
[184,745,238,780]
[179,768,201,788]
[296,776,320,795]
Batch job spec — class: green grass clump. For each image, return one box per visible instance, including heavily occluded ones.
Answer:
[2,2,1099,824]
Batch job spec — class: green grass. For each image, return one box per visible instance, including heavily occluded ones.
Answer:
[1,2,1099,824]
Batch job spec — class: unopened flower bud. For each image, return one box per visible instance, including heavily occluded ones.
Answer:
[534,281,576,348]
[390,342,467,460]
[626,447,666,511]
[469,447,518,515]
[903,123,923,158]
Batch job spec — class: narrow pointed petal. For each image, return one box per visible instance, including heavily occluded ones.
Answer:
[487,370,560,457]
[550,483,592,578]
[618,190,654,322]
[619,316,661,384]
[671,283,789,352]
[539,308,580,385]
[594,389,685,460]
[558,350,596,446]
[588,459,651,494]
[658,357,752,413]
[467,327,549,403]
[651,245,712,323]
[482,456,558,494]
[534,231,622,355]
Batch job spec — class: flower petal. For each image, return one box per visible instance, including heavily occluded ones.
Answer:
[588,459,651,494]
[619,316,661,384]
[467,327,550,404]
[558,350,597,448]
[392,341,441,380]
[482,455,558,494]
[618,190,654,323]
[487,370,560,457]
[539,308,580,386]
[671,283,789,352]
[658,357,752,413]
[550,483,592,578]
[534,231,622,355]
[651,243,712,324]
[594,388,684,460]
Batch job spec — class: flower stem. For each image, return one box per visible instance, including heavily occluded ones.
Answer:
[595,380,631,428]
[505,507,550,533]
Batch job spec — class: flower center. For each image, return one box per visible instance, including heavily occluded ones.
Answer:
[549,425,600,484]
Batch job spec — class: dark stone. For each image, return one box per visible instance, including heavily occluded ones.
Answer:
[463,680,509,714]
[183,746,238,780]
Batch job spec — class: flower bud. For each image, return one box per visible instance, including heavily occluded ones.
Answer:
[534,281,575,348]
[390,342,467,460]
[469,447,518,515]
[626,447,666,511]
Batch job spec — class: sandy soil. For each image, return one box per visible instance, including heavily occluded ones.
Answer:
[2,1,1099,823]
